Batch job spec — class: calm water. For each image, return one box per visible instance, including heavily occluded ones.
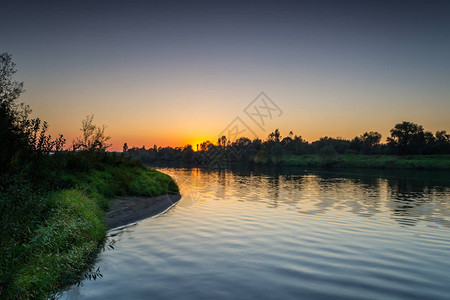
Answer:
[63,167,450,299]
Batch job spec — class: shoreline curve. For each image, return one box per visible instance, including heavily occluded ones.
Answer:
[106,194,181,230]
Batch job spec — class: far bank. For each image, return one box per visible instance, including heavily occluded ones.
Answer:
[129,154,450,170]
[281,154,450,170]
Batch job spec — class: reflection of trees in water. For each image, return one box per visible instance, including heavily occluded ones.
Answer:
[387,179,428,226]
[387,179,450,227]
[215,169,227,201]
[299,173,450,228]
[282,175,383,217]
[162,167,450,228]
[238,168,450,228]
[266,175,280,208]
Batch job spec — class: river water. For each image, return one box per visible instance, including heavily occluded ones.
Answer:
[62,167,450,299]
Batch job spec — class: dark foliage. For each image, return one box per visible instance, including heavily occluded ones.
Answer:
[126,122,450,167]
[1,52,65,249]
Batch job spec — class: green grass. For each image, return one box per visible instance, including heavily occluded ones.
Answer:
[1,154,179,299]
[281,154,450,170]
[9,190,106,299]
[60,163,179,210]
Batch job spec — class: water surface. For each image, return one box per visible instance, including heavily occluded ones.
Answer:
[63,167,450,299]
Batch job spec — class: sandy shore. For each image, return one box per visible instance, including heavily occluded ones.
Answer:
[106,194,181,230]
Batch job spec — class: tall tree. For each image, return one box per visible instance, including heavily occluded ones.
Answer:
[387,121,425,154]
[354,131,382,154]
[72,115,111,151]
[267,129,281,143]
[0,53,64,173]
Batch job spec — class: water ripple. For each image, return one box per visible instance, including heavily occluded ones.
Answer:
[62,168,450,300]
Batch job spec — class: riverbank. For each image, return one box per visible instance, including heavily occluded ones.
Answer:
[1,152,179,299]
[106,194,181,230]
[281,154,450,170]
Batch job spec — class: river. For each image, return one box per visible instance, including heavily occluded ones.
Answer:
[62,167,450,299]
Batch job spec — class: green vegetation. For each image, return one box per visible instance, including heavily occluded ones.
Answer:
[0,53,178,299]
[282,154,450,170]
[7,189,105,299]
[1,153,178,299]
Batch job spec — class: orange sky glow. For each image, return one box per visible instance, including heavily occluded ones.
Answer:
[5,1,449,152]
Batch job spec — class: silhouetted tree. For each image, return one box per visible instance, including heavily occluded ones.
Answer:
[0,53,65,174]
[435,130,450,154]
[1,53,31,171]
[293,136,306,154]
[387,121,425,154]
[72,115,111,151]
[218,135,227,149]
[312,137,351,154]
[182,144,194,163]
[267,129,282,143]
[352,131,382,154]
[422,131,436,154]
[281,136,293,147]
[200,140,214,151]
[436,130,450,143]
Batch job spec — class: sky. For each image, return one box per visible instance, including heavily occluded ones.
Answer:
[2,0,450,151]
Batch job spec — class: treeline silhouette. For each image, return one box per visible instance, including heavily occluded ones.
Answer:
[126,123,450,167]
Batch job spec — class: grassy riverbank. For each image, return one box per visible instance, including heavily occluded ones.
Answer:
[281,154,450,170]
[0,152,178,299]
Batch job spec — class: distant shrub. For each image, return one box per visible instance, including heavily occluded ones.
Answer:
[318,145,338,167]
